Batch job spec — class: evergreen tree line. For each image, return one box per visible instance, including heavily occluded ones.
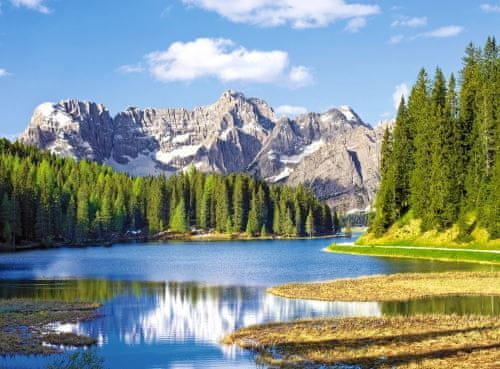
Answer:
[0,140,340,247]
[372,37,499,239]
[342,212,371,227]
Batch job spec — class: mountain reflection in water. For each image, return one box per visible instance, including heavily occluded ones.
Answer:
[0,279,498,369]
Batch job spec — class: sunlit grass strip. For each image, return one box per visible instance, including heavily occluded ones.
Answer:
[223,315,500,369]
[327,244,500,264]
[268,272,500,302]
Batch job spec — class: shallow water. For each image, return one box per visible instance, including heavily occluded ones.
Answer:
[0,235,498,369]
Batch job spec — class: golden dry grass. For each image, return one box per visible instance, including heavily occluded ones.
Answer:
[268,272,500,302]
[224,315,500,368]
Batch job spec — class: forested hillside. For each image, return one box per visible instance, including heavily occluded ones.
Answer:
[0,140,338,248]
[368,37,498,244]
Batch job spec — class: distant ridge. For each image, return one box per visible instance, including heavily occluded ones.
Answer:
[19,90,387,211]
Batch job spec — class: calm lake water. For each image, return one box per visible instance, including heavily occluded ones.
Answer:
[0,235,498,369]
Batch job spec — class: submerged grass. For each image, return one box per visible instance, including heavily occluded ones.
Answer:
[0,299,100,355]
[224,315,500,368]
[268,272,500,302]
[327,244,500,264]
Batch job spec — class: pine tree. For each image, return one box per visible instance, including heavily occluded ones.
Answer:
[321,203,333,235]
[391,97,413,216]
[272,201,282,235]
[305,208,314,238]
[200,175,215,229]
[147,180,164,235]
[283,205,295,237]
[294,199,304,236]
[170,197,188,233]
[232,176,248,232]
[257,185,269,231]
[63,197,76,244]
[332,209,341,234]
[215,179,230,233]
[130,178,145,231]
[409,68,432,229]
[1,194,13,245]
[113,189,126,234]
[428,68,449,228]
[75,186,90,243]
[372,127,396,235]
[459,43,481,210]
[246,190,260,236]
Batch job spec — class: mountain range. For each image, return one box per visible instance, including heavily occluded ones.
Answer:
[19,90,388,211]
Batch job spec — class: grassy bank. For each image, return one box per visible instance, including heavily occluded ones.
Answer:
[224,315,500,368]
[357,217,500,250]
[0,299,100,355]
[268,272,500,302]
[327,244,500,264]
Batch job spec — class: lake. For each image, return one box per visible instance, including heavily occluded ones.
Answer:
[0,235,498,369]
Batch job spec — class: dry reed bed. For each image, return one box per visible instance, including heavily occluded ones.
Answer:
[0,299,100,355]
[224,315,500,368]
[268,272,500,302]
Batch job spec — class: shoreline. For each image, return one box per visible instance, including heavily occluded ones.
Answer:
[0,232,346,254]
[0,299,100,355]
[325,244,500,265]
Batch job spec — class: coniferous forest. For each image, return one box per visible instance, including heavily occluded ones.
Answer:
[0,139,339,248]
[371,37,499,240]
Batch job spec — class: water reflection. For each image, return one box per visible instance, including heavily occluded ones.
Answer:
[0,279,498,369]
[382,295,500,316]
[43,281,381,345]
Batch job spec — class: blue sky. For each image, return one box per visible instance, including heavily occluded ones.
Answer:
[0,0,498,137]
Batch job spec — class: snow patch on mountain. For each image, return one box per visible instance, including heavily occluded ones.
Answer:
[280,140,324,164]
[155,145,202,164]
[268,167,293,183]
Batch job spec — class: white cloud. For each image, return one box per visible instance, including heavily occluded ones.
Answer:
[0,68,10,77]
[146,38,312,87]
[388,34,404,44]
[344,17,366,32]
[275,105,308,117]
[480,3,500,13]
[391,16,427,28]
[418,25,464,39]
[288,66,313,87]
[10,0,50,14]
[392,83,409,110]
[116,64,145,74]
[183,0,380,29]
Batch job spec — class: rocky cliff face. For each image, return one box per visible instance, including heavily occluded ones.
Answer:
[19,90,387,211]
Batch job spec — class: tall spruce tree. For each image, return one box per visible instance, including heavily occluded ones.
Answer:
[391,97,413,216]
[170,197,188,233]
[409,68,432,229]
[371,127,396,235]
[305,208,314,238]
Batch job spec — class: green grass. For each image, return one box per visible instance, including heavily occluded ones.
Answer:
[327,244,500,265]
[356,215,500,251]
